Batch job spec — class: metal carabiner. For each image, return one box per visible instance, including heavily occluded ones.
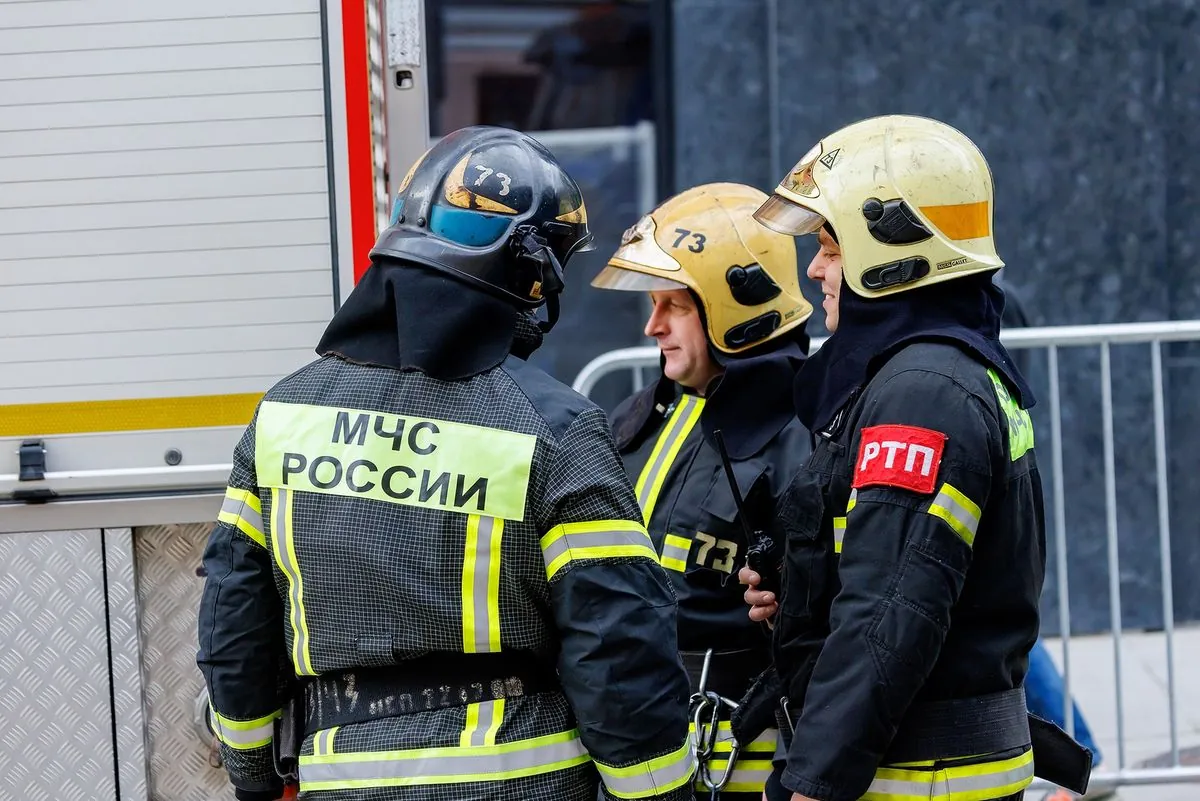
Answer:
[689,649,744,799]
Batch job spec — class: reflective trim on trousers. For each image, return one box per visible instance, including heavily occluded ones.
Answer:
[298,728,591,791]
[861,748,1035,801]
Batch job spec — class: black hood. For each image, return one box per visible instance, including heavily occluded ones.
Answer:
[794,273,1034,432]
[316,258,543,380]
[701,333,809,459]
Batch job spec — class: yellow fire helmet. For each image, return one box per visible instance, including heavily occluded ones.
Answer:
[591,182,813,355]
[754,115,1004,299]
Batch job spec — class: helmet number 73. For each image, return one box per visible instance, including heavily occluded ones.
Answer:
[672,228,706,253]
[474,165,511,196]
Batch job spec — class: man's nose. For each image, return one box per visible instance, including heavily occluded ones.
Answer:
[644,306,665,338]
[807,255,824,281]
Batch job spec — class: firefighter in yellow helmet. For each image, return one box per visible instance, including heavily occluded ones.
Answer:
[196,126,696,801]
[735,116,1093,801]
[592,182,814,800]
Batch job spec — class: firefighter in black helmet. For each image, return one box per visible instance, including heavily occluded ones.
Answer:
[197,126,695,801]
[593,182,814,800]
[735,116,1093,801]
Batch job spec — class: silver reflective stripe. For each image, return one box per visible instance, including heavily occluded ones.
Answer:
[867,754,1034,798]
[299,732,589,786]
[699,762,772,790]
[927,483,982,547]
[634,395,704,521]
[833,517,846,553]
[597,742,695,799]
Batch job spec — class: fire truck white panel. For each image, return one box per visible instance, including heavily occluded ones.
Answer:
[0,0,338,497]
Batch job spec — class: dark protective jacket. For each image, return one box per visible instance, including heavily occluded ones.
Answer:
[197,262,696,801]
[742,340,1047,801]
[609,342,810,796]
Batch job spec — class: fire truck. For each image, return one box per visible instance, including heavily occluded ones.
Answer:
[0,1,432,797]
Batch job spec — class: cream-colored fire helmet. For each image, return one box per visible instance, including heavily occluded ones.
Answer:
[591,182,813,355]
[755,115,1004,299]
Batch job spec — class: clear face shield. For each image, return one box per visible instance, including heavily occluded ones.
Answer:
[590,265,688,292]
[753,195,826,236]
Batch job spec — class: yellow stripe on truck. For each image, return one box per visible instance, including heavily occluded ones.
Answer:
[0,393,263,437]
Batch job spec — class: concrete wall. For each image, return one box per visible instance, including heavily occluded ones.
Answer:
[671,0,1200,634]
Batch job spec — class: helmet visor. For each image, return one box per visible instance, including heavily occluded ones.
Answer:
[591,263,688,292]
[754,194,827,236]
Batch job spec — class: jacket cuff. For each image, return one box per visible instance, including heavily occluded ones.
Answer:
[781,768,834,801]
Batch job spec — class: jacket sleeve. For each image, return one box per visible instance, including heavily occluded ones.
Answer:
[781,369,1000,801]
[197,413,289,801]
[541,406,695,801]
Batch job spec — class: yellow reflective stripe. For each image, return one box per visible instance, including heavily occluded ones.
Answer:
[540,519,658,581]
[460,699,505,747]
[218,486,266,548]
[298,728,591,790]
[253,401,537,522]
[462,515,503,653]
[210,706,279,750]
[927,482,982,547]
[833,489,856,554]
[833,517,846,553]
[594,738,695,799]
[660,534,691,572]
[861,748,1034,801]
[633,395,705,524]
[270,487,315,675]
[313,726,340,757]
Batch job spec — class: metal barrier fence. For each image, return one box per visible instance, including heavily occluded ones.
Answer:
[572,320,1200,792]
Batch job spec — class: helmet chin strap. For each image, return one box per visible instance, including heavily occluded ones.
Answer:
[537,293,560,334]
[514,226,567,334]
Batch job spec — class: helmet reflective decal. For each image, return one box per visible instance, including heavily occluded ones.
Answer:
[918,200,990,241]
[556,199,587,224]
